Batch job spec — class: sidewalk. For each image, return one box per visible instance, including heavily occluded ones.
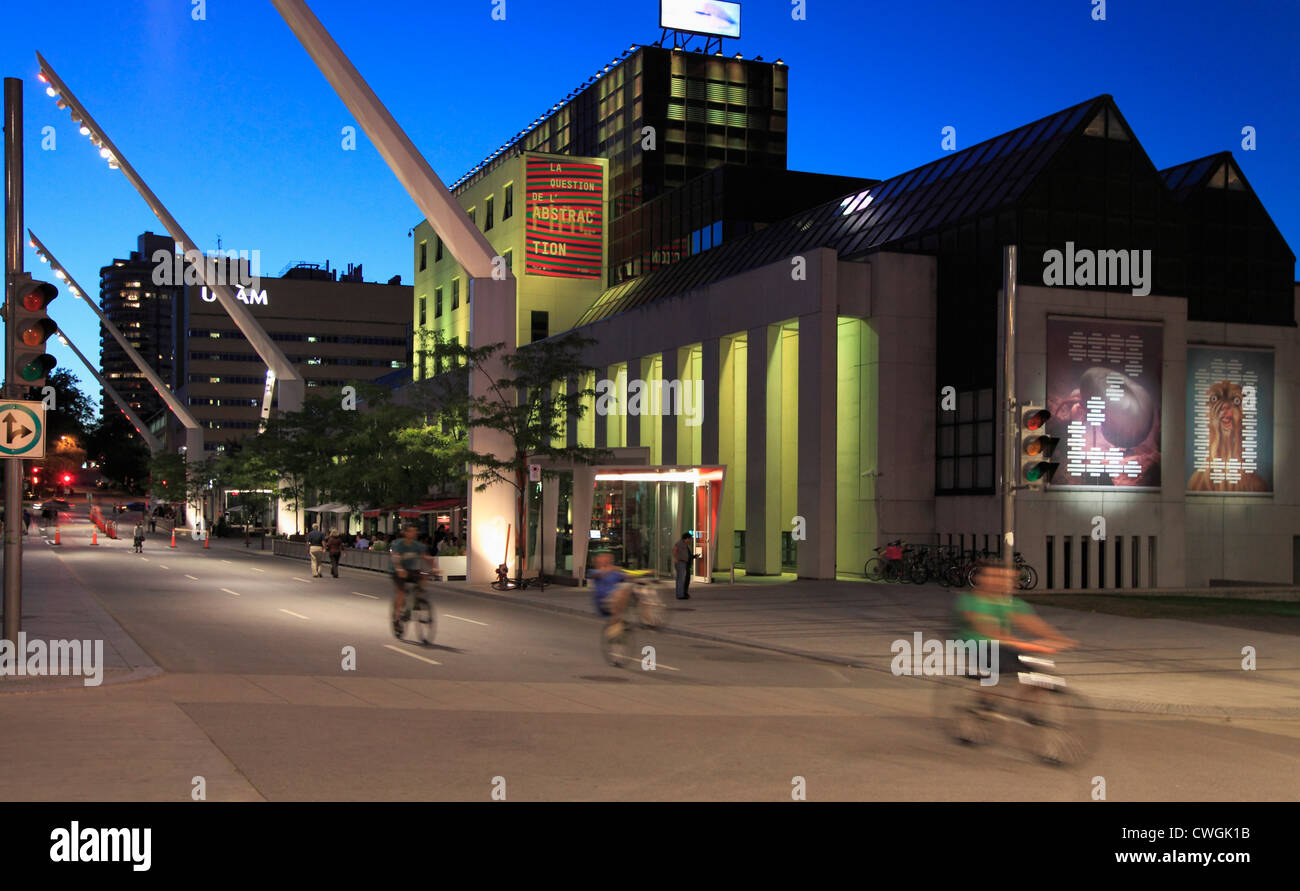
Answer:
[0,532,161,693]
[435,575,1300,719]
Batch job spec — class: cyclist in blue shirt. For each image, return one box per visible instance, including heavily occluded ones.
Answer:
[587,549,631,637]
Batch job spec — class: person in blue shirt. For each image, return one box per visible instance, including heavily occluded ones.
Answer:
[587,549,632,638]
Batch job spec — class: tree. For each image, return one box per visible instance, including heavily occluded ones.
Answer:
[425,331,608,580]
[26,369,94,442]
[149,452,187,505]
[85,410,151,493]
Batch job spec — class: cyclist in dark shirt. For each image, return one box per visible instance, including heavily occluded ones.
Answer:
[390,522,433,633]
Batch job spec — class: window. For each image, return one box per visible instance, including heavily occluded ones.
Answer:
[435,237,443,262]
[434,287,443,318]
[503,183,513,220]
[418,296,426,326]
[484,196,494,231]
[467,207,476,228]
[452,279,460,310]
[936,388,995,493]
[530,310,549,343]
[419,241,427,271]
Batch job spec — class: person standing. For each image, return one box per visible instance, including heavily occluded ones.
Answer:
[326,528,344,578]
[307,524,326,577]
[672,531,695,600]
[133,522,145,554]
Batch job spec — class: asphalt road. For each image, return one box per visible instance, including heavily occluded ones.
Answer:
[6,504,1298,801]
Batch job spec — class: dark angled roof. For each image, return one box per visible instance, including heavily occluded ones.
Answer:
[574,95,1106,327]
[1159,151,1251,202]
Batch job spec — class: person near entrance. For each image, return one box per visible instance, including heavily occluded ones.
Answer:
[672,531,696,600]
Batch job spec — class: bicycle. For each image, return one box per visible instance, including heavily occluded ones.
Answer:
[932,641,1096,766]
[965,552,1037,590]
[491,563,549,591]
[392,570,437,646]
[601,571,668,668]
[864,540,906,582]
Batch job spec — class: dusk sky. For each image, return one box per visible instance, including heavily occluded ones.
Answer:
[4,0,1296,408]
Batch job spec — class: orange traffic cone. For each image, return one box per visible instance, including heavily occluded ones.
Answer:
[91,529,98,546]
[53,526,61,546]
[170,528,177,548]
[204,529,210,549]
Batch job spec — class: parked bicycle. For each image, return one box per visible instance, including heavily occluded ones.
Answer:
[965,551,1037,590]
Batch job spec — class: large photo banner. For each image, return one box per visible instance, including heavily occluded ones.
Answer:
[1044,316,1163,488]
[1185,346,1274,493]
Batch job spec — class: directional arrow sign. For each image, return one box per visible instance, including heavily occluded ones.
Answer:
[0,401,45,459]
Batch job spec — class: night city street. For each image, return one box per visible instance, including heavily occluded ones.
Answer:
[1,0,1297,875]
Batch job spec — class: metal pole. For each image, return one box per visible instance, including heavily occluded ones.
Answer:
[4,77,24,643]
[999,245,1017,571]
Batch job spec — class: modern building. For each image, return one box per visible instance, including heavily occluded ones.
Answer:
[520,94,1298,588]
[98,231,182,419]
[166,261,412,452]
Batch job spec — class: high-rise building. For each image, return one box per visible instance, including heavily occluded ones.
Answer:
[98,231,180,419]
[448,44,790,286]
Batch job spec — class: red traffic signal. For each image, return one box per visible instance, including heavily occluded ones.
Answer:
[13,275,59,387]
[1020,405,1060,489]
[62,474,72,484]
[1023,408,1052,432]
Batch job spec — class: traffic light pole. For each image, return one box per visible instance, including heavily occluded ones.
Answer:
[999,244,1018,571]
[4,76,24,642]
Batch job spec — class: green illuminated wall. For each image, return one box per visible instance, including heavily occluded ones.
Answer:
[836,317,878,575]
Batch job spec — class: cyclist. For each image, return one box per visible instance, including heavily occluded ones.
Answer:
[955,559,1076,705]
[391,522,434,635]
[586,549,632,640]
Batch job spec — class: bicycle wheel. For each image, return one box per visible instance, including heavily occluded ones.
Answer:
[416,597,437,645]
[602,619,633,667]
[1018,564,1038,591]
[864,557,885,582]
[932,678,998,748]
[965,564,979,588]
[910,563,929,585]
[1032,688,1097,766]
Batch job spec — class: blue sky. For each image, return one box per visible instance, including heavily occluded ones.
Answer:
[4,0,1297,409]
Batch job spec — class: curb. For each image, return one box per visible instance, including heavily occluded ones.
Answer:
[0,665,164,696]
[437,581,1300,719]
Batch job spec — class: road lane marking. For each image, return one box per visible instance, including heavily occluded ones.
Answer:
[140,558,149,562]
[384,644,440,666]
[609,653,680,671]
[292,577,312,583]
[279,609,310,620]
[221,559,233,564]
[445,614,487,626]
[221,588,241,596]
[351,591,379,599]
[159,565,169,570]
[185,574,199,580]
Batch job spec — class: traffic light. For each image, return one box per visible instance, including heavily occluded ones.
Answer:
[11,274,59,388]
[1020,405,1060,489]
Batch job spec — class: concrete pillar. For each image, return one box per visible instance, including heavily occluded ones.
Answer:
[466,276,518,584]
[660,349,678,466]
[539,473,558,575]
[797,308,837,579]
[701,337,720,465]
[745,325,781,574]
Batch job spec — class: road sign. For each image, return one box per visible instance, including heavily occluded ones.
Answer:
[529,463,541,482]
[0,401,46,459]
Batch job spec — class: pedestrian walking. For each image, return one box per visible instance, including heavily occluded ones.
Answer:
[326,528,343,578]
[672,531,696,600]
[148,514,157,534]
[133,522,145,554]
[307,524,326,577]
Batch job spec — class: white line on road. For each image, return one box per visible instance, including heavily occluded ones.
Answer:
[384,644,440,666]
[159,565,169,570]
[610,653,680,671]
[221,559,233,563]
[279,609,310,620]
[351,591,379,599]
[221,588,241,596]
[250,568,265,573]
[185,574,199,580]
[292,577,312,583]
[444,614,488,626]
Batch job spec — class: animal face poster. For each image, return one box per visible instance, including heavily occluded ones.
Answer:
[1044,316,1163,489]
[1185,346,1274,494]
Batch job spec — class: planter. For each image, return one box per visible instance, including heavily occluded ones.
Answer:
[436,555,467,580]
